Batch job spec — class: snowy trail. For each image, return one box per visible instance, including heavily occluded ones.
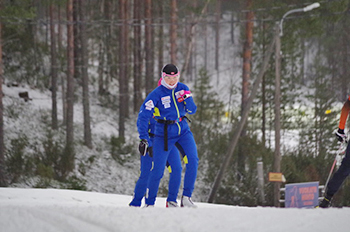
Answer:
[1,188,350,232]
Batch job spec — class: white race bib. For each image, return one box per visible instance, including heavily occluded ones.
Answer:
[145,100,155,110]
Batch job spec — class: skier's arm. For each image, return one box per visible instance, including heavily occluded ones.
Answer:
[181,86,197,115]
[338,97,350,131]
[137,97,156,143]
[184,96,197,115]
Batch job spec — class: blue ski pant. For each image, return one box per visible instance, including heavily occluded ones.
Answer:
[327,141,350,197]
[145,130,198,205]
[130,147,182,207]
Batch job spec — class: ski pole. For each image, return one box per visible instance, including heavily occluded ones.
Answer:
[324,140,348,194]
[324,155,337,193]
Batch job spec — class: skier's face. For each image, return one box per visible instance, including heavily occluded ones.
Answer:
[163,74,179,86]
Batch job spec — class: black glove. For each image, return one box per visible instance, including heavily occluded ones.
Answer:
[138,139,148,156]
[335,128,347,143]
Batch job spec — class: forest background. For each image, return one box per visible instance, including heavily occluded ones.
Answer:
[0,0,349,207]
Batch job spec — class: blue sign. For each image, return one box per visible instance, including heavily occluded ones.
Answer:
[285,182,319,208]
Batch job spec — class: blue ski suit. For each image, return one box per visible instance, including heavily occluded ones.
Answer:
[130,117,183,206]
[137,82,198,206]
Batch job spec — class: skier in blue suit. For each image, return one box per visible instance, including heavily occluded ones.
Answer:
[137,64,199,207]
[129,114,183,207]
[130,78,184,208]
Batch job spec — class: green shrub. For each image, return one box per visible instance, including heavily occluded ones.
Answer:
[109,136,133,164]
[5,135,30,183]
[62,176,87,191]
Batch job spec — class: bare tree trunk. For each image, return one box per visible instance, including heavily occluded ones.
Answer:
[145,0,154,94]
[241,0,254,120]
[64,0,75,177]
[118,0,129,138]
[50,4,58,130]
[0,17,8,187]
[230,11,235,44]
[73,0,80,83]
[96,0,106,95]
[157,0,164,79]
[58,5,66,125]
[236,0,254,173]
[79,0,92,149]
[105,0,112,93]
[182,0,209,78]
[215,0,221,71]
[61,76,66,125]
[170,0,177,65]
[189,0,198,81]
[133,0,143,111]
[125,1,129,118]
[98,41,105,95]
[208,34,276,203]
[204,8,207,70]
[118,0,125,139]
[58,5,63,51]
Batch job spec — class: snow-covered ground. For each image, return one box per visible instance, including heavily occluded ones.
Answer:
[0,187,349,232]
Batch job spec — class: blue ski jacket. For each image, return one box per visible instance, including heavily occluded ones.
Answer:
[137,82,197,143]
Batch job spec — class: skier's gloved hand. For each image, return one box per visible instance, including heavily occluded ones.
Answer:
[138,139,149,156]
[176,90,192,103]
[335,128,347,143]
